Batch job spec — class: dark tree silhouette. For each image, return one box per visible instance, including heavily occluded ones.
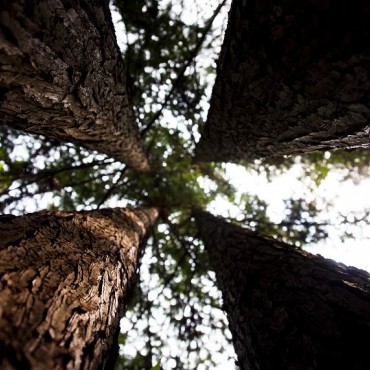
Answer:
[195,210,370,370]
[195,0,370,163]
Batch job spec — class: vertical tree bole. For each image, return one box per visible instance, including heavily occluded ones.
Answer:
[194,0,370,163]
[0,207,158,370]
[0,0,150,171]
[195,210,370,370]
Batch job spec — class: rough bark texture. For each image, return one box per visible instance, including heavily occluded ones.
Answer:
[0,207,158,370]
[195,1,370,163]
[195,210,370,370]
[0,0,150,171]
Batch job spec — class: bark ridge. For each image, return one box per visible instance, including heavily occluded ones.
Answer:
[195,0,370,163]
[0,0,150,171]
[195,210,370,370]
[0,207,158,370]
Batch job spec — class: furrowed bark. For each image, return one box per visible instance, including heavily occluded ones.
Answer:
[0,0,150,171]
[0,207,158,370]
[194,210,370,370]
[195,0,370,163]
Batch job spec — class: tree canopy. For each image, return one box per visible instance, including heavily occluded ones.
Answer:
[1,1,370,369]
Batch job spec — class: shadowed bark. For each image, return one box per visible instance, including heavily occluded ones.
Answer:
[194,210,370,370]
[0,207,158,370]
[195,0,370,163]
[0,0,150,171]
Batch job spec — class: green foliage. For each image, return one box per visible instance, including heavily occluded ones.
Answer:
[0,126,117,213]
[113,0,209,132]
[245,148,370,186]
[277,198,328,246]
[151,361,161,370]
[224,193,328,247]
[116,214,231,369]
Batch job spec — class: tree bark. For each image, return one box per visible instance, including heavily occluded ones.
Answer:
[0,207,158,370]
[0,0,150,171]
[194,0,370,163]
[194,210,370,370]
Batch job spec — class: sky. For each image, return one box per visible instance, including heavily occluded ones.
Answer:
[214,163,370,272]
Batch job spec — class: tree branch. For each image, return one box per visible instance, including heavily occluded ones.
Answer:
[140,0,228,137]
[96,166,128,209]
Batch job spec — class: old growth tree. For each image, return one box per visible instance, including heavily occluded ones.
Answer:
[193,1,370,368]
[194,0,370,163]
[0,0,149,171]
[1,0,370,369]
[0,207,157,370]
[195,210,370,370]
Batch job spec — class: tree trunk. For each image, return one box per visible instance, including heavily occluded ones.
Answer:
[0,0,150,172]
[194,210,370,370]
[0,207,158,370]
[194,0,370,163]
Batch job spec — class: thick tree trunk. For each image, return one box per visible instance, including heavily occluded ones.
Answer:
[0,0,150,171]
[194,0,370,163]
[194,210,370,370]
[0,207,158,370]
